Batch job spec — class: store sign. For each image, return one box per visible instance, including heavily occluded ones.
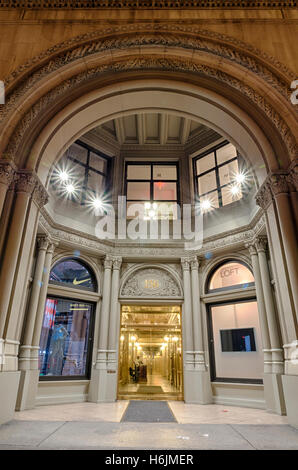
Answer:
[220,267,239,278]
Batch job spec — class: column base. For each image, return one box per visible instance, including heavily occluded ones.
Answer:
[183,369,212,404]
[15,369,39,411]
[0,371,20,424]
[281,374,298,428]
[88,368,117,403]
[263,373,286,415]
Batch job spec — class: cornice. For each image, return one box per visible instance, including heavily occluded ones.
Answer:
[39,204,265,259]
[0,1,296,9]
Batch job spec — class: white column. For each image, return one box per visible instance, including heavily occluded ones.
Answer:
[19,236,49,371]
[97,255,113,366]
[246,243,272,373]
[190,256,205,371]
[181,258,193,356]
[0,172,36,340]
[255,237,284,374]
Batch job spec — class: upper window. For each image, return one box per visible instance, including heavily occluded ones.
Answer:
[49,258,97,292]
[51,140,112,205]
[125,162,179,220]
[193,141,245,211]
[208,261,254,293]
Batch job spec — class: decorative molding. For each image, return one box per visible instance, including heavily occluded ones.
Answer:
[104,255,113,270]
[255,167,298,209]
[0,1,296,9]
[120,266,182,298]
[32,180,49,208]
[0,160,15,186]
[255,180,273,210]
[254,236,268,253]
[37,235,49,251]
[112,256,122,270]
[0,24,297,169]
[15,171,37,194]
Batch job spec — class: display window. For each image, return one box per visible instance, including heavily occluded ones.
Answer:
[39,297,94,380]
[206,261,263,384]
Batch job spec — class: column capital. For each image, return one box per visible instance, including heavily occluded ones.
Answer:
[255,170,293,210]
[15,170,37,195]
[254,236,268,253]
[190,256,200,271]
[0,160,16,187]
[270,172,289,196]
[32,180,49,209]
[287,159,298,191]
[37,235,49,251]
[104,255,113,270]
[47,241,57,255]
[181,257,190,271]
[112,256,122,271]
[245,242,257,256]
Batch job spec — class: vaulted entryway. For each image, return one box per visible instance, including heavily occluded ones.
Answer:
[118,305,183,401]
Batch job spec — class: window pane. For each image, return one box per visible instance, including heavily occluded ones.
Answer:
[71,162,86,183]
[196,153,215,175]
[209,262,254,291]
[198,170,217,195]
[219,159,239,186]
[127,165,151,180]
[50,259,96,291]
[69,143,88,164]
[211,301,263,380]
[126,201,147,219]
[154,182,177,201]
[221,185,242,206]
[87,170,105,193]
[127,182,150,200]
[216,143,237,165]
[89,152,107,174]
[153,165,177,180]
[39,298,92,377]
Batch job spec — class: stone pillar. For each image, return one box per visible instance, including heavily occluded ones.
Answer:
[89,255,113,403]
[18,236,49,371]
[0,172,36,340]
[246,243,272,373]
[189,256,212,404]
[0,160,15,220]
[107,256,122,401]
[270,174,298,316]
[16,240,55,411]
[255,237,284,374]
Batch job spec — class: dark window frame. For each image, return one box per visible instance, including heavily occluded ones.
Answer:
[39,294,96,382]
[207,297,263,385]
[49,257,98,293]
[206,259,255,294]
[53,139,113,205]
[125,161,180,207]
[193,140,245,208]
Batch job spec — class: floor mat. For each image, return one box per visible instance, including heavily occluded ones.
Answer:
[137,385,163,394]
[121,400,177,423]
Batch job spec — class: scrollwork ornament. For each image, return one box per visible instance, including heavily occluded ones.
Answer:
[112,256,122,271]
[0,161,15,186]
[104,255,113,270]
[32,181,49,209]
[270,173,289,196]
[254,236,268,253]
[15,171,36,194]
[37,236,49,252]
[255,181,273,210]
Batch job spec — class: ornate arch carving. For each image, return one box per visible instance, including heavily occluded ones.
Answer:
[120,264,183,298]
[0,24,297,168]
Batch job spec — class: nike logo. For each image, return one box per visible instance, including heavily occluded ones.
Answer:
[73,278,91,286]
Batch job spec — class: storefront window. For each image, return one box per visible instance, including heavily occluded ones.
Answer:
[39,297,94,379]
[208,261,254,292]
[49,258,97,292]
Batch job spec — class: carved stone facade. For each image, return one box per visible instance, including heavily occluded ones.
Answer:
[120,267,182,298]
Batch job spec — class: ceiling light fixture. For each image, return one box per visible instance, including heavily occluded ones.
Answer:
[58,170,69,182]
[201,199,211,211]
[230,185,240,195]
[235,173,246,184]
[65,183,75,194]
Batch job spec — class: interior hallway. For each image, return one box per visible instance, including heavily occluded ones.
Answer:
[0,401,297,450]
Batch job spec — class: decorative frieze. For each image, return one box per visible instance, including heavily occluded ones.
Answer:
[255,167,298,210]
[120,267,182,298]
[32,181,49,209]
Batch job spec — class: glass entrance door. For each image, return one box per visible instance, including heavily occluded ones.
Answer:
[118,305,183,400]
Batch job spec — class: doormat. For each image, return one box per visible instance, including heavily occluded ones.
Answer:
[137,385,163,394]
[121,400,177,422]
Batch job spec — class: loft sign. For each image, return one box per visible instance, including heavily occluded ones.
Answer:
[220,267,239,278]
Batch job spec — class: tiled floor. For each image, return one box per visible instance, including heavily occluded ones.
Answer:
[0,401,297,450]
